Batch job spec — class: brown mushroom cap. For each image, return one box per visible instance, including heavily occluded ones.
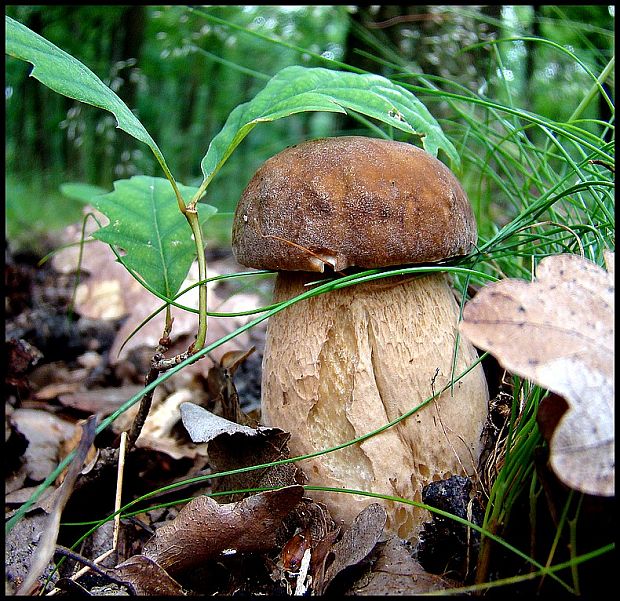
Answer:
[232,136,476,272]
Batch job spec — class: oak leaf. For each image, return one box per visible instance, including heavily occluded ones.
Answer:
[142,486,304,575]
[460,253,614,497]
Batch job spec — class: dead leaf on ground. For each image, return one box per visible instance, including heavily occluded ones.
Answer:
[5,511,59,594]
[6,338,43,390]
[460,253,614,496]
[349,536,459,595]
[180,401,263,442]
[142,485,304,575]
[10,409,76,482]
[133,389,209,460]
[17,417,98,595]
[180,402,305,501]
[111,555,186,596]
[313,503,387,594]
[56,385,144,415]
[207,348,256,426]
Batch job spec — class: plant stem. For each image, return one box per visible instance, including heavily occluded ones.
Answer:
[184,206,208,352]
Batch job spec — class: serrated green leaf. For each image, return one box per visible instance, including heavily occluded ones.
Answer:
[60,182,109,205]
[200,65,459,187]
[92,176,217,299]
[5,16,176,191]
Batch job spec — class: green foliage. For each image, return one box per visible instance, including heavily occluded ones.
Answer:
[92,176,215,299]
[6,11,459,296]
[5,173,85,254]
[200,65,459,190]
[5,15,174,187]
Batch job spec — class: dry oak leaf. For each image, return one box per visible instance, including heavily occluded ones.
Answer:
[142,486,304,575]
[460,253,614,497]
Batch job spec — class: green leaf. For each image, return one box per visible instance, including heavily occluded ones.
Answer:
[200,65,459,187]
[92,176,217,300]
[5,16,177,191]
[60,182,109,205]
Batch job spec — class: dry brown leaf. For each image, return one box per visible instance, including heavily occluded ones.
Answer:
[56,385,144,415]
[111,555,186,596]
[207,348,256,425]
[313,503,387,595]
[349,536,459,595]
[142,486,304,575]
[460,253,614,496]
[134,389,209,460]
[17,417,98,595]
[11,409,76,482]
[180,402,304,501]
[180,401,261,442]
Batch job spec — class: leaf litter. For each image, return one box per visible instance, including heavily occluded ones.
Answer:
[7,222,488,596]
[460,253,614,497]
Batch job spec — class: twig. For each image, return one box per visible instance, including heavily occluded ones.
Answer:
[52,546,130,590]
[47,432,129,595]
[588,159,615,173]
[126,322,175,452]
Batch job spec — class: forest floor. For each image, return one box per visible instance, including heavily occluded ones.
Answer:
[5,234,613,596]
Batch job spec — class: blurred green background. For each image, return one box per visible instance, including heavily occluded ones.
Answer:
[5,5,614,252]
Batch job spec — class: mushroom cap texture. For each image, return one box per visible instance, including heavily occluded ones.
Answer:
[232,136,477,272]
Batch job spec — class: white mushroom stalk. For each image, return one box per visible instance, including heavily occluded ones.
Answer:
[232,136,489,541]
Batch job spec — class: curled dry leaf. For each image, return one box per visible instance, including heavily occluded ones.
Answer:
[460,253,614,496]
[126,389,209,460]
[180,401,263,442]
[11,409,75,482]
[180,402,304,501]
[111,555,186,596]
[142,485,304,575]
[313,503,387,595]
[207,348,257,425]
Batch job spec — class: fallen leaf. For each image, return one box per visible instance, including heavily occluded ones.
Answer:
[5,511,59,594]
[206,348,256,425]
[17,416,98,595]
[460,253,614,496]
[6,338,43,390]
[314,503,387,594]
[11,409,75,482]
[56,385,144,415]
[180,401,261,442]
[271,498,340,593]
[604,249,614,274]
[349,536,459,595]
[180,402,304,501]
[52,218,262,368]
[142,485,304,575]
[133,389,209,460]
[111,555,186,596]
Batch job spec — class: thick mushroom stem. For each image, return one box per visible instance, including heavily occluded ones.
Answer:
[261,272,489,542]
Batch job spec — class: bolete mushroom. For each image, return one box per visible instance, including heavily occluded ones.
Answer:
[232,136,489,541]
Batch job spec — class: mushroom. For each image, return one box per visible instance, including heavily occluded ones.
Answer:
[232,136,489,541]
